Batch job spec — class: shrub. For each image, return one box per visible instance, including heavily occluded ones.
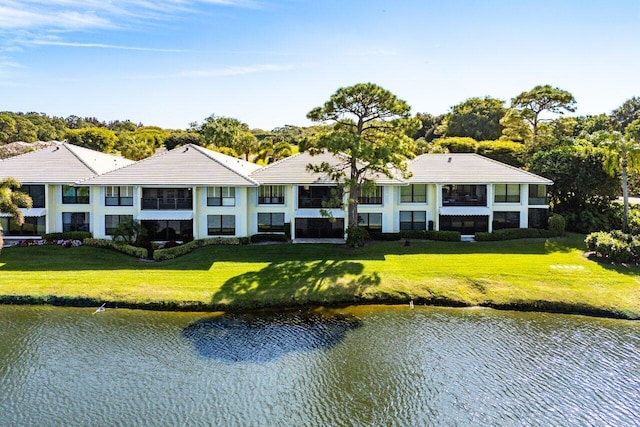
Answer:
[250,234,288,243]
[43,231,92,241]
[111,219,146,246]
[153,237,242,261]
[475,228,552,241]
[83,238,148,258]
[346,225,369,247]
[586,230,640,264]
[548,214,566,236]
[476,140,525,167]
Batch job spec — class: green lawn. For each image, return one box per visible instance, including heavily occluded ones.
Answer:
[1,233,639,318]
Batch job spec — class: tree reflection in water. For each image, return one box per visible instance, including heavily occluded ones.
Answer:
[182,310,362,363]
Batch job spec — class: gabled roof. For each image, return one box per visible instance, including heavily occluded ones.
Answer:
[80,144,260,187]
[408,153,553,184]
[249,150,407,185]
[0,141,134,184]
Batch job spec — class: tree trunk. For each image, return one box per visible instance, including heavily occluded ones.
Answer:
[622,155,629,233]
[348,156,359,231]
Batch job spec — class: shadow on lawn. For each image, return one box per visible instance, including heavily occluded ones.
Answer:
[211,259,380,308]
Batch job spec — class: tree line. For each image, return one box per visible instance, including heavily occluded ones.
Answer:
[3,84,640,236]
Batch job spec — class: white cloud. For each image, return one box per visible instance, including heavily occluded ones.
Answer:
[179,63,294,77]
[25,39,191,53]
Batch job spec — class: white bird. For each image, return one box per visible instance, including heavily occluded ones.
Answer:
[93,303,106,315]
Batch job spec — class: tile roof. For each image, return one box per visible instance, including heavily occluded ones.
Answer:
[80,144,260,186]
[0,141,134,184]
[408,153,553,184]
[249,150,407,185]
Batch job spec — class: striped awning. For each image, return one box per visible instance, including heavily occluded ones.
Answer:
[439,206,492,216]
[20,208,47,217]
[137,211,193,221]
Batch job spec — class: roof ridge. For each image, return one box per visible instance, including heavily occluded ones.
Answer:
[250,150,304,176]
[470,152,552,181]
[62,143,99,175]
[186,144,260,186]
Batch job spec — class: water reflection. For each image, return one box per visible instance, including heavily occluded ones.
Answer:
[182,310,361,362]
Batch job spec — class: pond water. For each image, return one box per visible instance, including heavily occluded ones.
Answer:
[1,305,639,426]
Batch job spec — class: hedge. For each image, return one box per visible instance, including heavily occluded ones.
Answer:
[370,230,461,242]
[83,238,148,258]
[153,237,242,261]
[250,234,288,243]
[44,232,92,241]
[475,228,553,241]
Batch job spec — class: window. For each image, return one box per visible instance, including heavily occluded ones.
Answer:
[62,212,90,232]
[207,215,235,235]
[62,186,89,204]
[529,185,548,205]
[207,187,236,206]
[141,220,192,241]
[442,185,487,206]
[21,185,45,208]
[400,211,426,231]
[105,186,133,206]
[298,186,342,209]
[358,213,382,231]
[0,216,45,236]
[494,184,520,203]
[142,188,192,210]
[359,186,383,205]
[258,213,285,232]
[258,186,285,204]
[439,215,489,234]
[400,185,427,203]
[528,208,549,229]
[105,215,134,235]
[493,211,520,230]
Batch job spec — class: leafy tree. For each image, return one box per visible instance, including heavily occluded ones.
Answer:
[112,219,147,246]
[256,138,294,164]
[0,113,16,144]
[197,115,259,159]
[0,178,33,248]
[527,146,618,213]
[611,97,640,131]
[306,83,419,246]
[164,132,203,150]
[500,109,531,143]
[434,137,478,153]
[120,139,155,160]
[443,96,506,141]
[235,131,258,161]
[108,120,138,132]
[412,113,443,142]
[12,116,38,142]
[511,85,577,145]
[476,140,525,167]
[601,118,640,232]
[65,127,117,152]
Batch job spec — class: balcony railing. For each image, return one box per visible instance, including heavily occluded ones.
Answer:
[258,196,285,205]
[442,196,487,207]
[358,196,383,205]
[62,196,89,204]
[141,198,193,210]
[298,197,342,209]
[528,197,548,205]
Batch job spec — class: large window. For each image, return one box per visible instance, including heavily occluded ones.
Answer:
[21,185,45,208]
[494,184,521,203]
[493,211,520,230]
[258,213,285,232]
[207,215,235,236]
[207,187,236,206]
[358,213,382,231]
[105,215,134,235]
[62,212,90,232]
[529,185,548,205]
[258,186,285,204]
[62,185,89,204]
[359,186,383,205]
[0,216,45,236]
[400,211,426,231]
[442,184,487,206]
[298,186,341,209]
[400,185,427,203]
[142,220,193,241]
[105,186,133,206]
[142,188,192,210]
[439,215,489,234]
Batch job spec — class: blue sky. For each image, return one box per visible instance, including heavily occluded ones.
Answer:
[0,0,638,130]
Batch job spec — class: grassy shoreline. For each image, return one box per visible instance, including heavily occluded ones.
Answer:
[1,233,639,320]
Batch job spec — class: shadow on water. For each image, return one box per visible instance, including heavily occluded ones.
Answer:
[182,310,362,362]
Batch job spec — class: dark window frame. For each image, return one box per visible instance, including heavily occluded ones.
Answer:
[399,211,427,231]
[62,185,90,204]
[257,212,285,232]
[494,184,521,203]
[258,186,285,205]
[62,212,90,232]
[105,186,134,206]
[105,214,134,236]
[493,211,521,230]
[400,184,427,203]
[207,215,236,236]
[358,212,383,231]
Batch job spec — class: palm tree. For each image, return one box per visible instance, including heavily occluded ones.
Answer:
[602,118,640,233]
[0,178,33,249]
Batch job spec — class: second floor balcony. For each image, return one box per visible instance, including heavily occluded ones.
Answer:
[141,188,193,210]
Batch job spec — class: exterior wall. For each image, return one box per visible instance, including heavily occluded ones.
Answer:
[195,186,251,239]
[247,185,295,236]
[356,185,398,233]
[91,186,138,239]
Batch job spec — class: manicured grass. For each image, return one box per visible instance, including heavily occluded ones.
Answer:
[1,233,639,319]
